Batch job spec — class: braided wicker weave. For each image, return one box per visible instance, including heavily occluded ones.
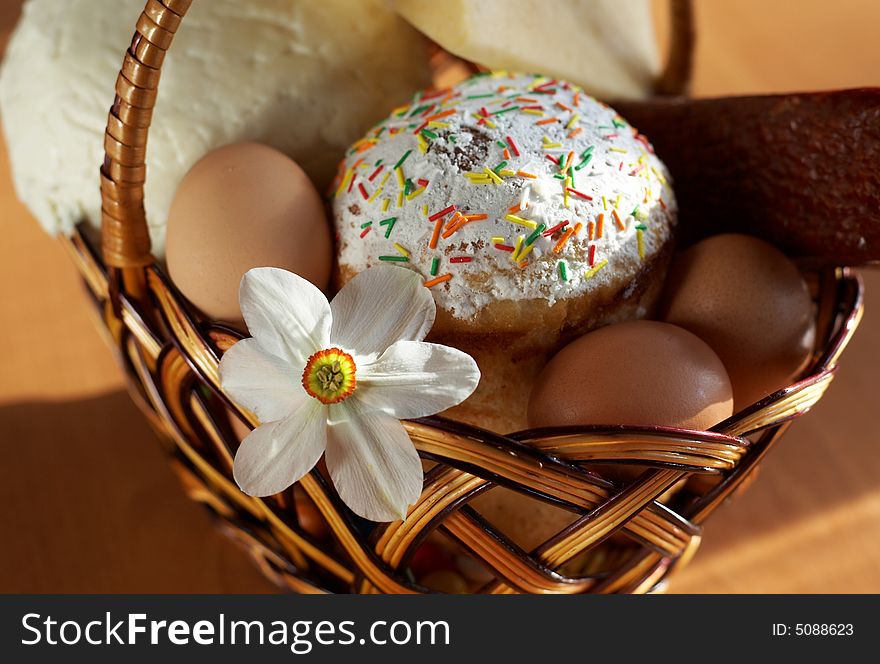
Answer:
[63,0,864,593]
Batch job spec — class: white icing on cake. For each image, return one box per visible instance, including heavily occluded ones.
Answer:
[332,72,676,320]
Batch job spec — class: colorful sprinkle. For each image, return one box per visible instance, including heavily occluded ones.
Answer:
[450,256,473,263]
[429,205,456,221]
[566,187,593,201]
[558,261,568,281]
[336,169,354,196]
[430,256,439,276]
[379,217,397,238]
[394,150,413,170]
[426,109,457,122]
[465,172,493,184]
[429,219,443,249]
[512,234,525,261]
[553,222,582,253]
[517,240,538,261]
[441,212,467,239]
[424,274,452,288]
[525,224,546,245]
[543,220,568,236]
[505,214,538,230]
[484,167,503,184]
[574,152,593,171]
[379,255,408,262]
[584,259,608,279]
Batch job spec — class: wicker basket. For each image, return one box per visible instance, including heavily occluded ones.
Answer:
[64,0,864,594]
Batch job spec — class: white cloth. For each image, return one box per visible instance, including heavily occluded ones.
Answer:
[0,0,430,256]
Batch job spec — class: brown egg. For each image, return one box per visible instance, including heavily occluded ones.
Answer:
[661,234,816,410]
[528,320,734,430]
[166,142,332,324]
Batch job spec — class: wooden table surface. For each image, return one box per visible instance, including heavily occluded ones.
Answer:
[1,0,878,594]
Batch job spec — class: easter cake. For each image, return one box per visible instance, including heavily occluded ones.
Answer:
[331,71,678,432]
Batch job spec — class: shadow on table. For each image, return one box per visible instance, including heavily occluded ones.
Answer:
[0,391,276,593]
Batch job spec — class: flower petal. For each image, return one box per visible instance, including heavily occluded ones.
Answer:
[220,338,306,423]
[240,268,331,366]
[357,340,481,419]
[329,265,435,360]
[233,401,327,497]
[325,399,423,522]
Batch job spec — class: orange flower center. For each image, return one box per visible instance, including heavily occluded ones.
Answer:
[302,348,357,404]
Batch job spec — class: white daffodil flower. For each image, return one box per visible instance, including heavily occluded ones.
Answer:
[219,265,481,522]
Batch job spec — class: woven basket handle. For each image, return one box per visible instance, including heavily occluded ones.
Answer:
[100,0,692,289]
[100,0,191,278]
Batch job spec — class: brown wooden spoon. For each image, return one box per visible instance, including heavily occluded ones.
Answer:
[615,89,880,266]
